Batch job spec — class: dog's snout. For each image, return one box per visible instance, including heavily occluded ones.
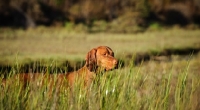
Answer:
[113,59,118,65]
[113,59,118,69]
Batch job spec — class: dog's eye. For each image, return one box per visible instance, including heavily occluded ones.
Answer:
[103,53,107,56]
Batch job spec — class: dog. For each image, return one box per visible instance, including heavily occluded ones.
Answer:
[1,46,118,91]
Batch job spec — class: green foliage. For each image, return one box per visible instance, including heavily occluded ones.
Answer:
[90,20,108,32]
[64,22,75,31]
[148,22,162,31]
[64,22,88,32]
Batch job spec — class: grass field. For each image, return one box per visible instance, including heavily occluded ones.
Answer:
[0,27,200,110]
[0,27,200,65]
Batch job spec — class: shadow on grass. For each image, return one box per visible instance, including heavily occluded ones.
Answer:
[125,47,200,65]
[0,47,200,77]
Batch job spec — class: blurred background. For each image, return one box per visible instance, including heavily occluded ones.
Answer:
[0,0,200,29]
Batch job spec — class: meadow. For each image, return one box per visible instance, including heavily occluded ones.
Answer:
[0,27,200,110]
[0,27,200,65]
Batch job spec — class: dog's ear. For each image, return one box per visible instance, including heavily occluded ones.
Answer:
[104,46,114,56]
[85,48,97,71]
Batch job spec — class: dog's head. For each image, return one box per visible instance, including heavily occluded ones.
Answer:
[85,46,118,71]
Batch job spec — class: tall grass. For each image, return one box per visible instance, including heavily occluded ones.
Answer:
[1,57,200,110]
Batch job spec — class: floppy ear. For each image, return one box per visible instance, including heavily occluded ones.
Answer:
[85,48,97,71]
[106,46,114,56]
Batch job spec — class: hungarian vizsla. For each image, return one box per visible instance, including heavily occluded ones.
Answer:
[2,46,118,90]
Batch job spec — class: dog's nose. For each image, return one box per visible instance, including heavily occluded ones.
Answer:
[113,59,118,69]
[113,59,118,65]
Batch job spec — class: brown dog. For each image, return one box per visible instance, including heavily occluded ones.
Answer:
[2,46,118,91]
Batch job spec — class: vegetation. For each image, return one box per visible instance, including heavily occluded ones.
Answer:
[0,27,200,65]
[1,52,200,110]
[1,0,200,109]
[0,27,200,109]
[0,0,200,29]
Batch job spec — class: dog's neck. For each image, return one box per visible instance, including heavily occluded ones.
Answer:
[77,65,92,73]
[76,64,105,79]
[75,65,96,87]
[82,64,105,73]
[77,65,96,77]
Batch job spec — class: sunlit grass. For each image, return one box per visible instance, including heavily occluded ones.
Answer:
[1,54,200,110]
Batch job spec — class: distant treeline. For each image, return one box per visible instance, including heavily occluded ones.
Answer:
[0,0,200,29]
